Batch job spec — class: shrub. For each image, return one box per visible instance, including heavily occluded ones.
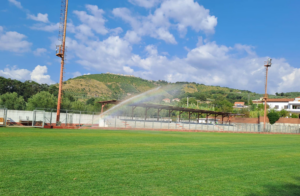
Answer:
[267,110,280,125]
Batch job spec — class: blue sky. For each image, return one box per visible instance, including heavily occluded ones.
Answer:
[0,0,299,94]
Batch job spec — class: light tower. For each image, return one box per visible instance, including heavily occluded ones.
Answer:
[56,0,69,124]
[263,58,272,132]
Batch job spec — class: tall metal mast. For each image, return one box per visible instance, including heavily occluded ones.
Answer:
[56,0,69,123]
[263,58,272,132]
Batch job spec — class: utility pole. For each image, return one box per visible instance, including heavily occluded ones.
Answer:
[187,97,189,107]
[263,58,272,132]
[248,93,250,105]
[55,0,69,124]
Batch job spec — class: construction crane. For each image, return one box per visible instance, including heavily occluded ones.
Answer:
[55,0,69,124]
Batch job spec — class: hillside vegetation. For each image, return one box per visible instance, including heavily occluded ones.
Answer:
[64,74,157,99]
[1,75,300,114]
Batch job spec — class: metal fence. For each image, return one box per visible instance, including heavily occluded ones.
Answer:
[32,110,45,128]
[2,108,300,134]
[98,117,300,134]
[0,107,7,127]
[39,109,96,127]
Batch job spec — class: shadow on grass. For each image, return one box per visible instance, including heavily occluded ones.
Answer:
[248,177,300,196]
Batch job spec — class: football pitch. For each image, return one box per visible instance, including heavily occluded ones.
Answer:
[1,128,300,195]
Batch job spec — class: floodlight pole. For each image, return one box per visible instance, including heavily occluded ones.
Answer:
[263,60,272,132]
[56,0,69,123]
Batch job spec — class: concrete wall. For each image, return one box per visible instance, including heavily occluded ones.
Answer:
[6,110,96,125]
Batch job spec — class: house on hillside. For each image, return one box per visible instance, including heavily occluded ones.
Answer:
[252,99,263,104]
[233,102,248,109]
[172,98,180,102]
[264,97,300,114]
[162,98,170,103]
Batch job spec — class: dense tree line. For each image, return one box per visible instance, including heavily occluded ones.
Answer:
[0,77,58,101]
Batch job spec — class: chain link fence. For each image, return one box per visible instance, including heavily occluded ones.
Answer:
[2,107,300,134]
[32,110,45,127]
[98,117,300,134]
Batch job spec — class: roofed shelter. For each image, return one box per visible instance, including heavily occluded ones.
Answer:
[98,100,121,114]
[129,103,239,125]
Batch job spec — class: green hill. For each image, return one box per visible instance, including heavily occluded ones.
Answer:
[60,74,300,103]
[62,74,158,100]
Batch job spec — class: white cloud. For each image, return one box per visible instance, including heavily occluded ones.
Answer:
[124,31,141,43]
[113,0,217,43]
[123,66,134,74]
[64,36,132,73]
[0,26,32,52]
[33,48,47,56]
[31,23,59,32]
[128,0,162,8]
[27,13,49,23]
[152,0,218,35]
[110,27,123,35]
[30,65,54,84]
[8,0,22,9]
[0,65,54,84]
[0,65,31,80]
[72,71,82,77]
[73,5,108,36]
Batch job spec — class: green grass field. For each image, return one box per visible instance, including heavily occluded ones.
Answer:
[1,128,300,195]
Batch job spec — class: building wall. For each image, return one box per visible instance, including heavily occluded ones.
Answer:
[267,102,288,110]
[218,116,300,124]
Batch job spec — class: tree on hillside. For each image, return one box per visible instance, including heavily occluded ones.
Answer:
[48,85,59,97]
[26,91,57,110]
[213,99,233,113]
[86,98,95,105]
[71,100,86,111]
[0,92,26,110]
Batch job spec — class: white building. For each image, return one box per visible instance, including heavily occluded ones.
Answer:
[265,97,300,114]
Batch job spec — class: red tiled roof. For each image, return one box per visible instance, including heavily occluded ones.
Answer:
[267,98,294,102]
[234,102,244,105]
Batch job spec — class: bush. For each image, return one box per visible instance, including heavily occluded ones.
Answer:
[267,110,280,125]
[279,109,288,117]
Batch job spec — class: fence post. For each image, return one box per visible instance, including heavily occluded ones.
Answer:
[32,111,35,127]
[92,112,94,127]
[49,109,53,126]
[79,111,81,127]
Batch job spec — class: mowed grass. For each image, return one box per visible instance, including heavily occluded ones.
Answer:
[1,128,300,195]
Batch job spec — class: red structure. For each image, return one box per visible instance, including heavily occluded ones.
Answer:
[56,0,69,123]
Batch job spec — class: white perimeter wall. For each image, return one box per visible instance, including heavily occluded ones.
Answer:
[6,110,97,124]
